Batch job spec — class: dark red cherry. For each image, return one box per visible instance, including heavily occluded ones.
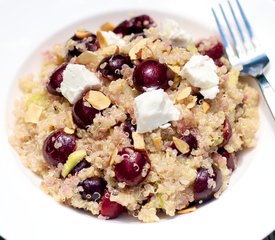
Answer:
[193,165,222,202]
[181,133,198,156]
[97,54,133,81]
[70,159,91,175]
[100,190,124,219]
[114,15,155,36]
[172,133,198,156]
[114,147,150,186]
[219,117,232,147]
[203,42,224,60]
[66,33,99,61]
[197,41,224,66]
[195,93,204,103]
[72,97,100,129]
[133,60,174,91]
[85,34,100,52]
[122,120,136,144]
[218,148,235,171]
[46,63,67,95]
[78,177,106,202]
[42,130,76,166]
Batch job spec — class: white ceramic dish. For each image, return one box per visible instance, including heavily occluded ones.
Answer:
[0,0,274,239]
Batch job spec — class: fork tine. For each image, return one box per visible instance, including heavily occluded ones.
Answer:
[219,3,243,57]
[219,3,237,48]
[235,0,254,39]
[228,0,246,45]
[211,7,236,61]
[211,8,229,48]
[235,0,257,47]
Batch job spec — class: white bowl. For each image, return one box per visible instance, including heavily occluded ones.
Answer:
[0,0,274,239]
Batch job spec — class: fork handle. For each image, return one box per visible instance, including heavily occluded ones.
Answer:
[257,74,275,120]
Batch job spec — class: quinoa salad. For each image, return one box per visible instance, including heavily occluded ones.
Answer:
[10,15,259,222]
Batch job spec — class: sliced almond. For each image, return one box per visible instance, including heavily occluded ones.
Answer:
[176,87,192,102]
[64,127,75,134]
[132,132,145,150]
[96,31,108,48]
[109,147,118,166]
[152,136,162,149]
[172,136,190,154]
[66,112,75,129]
[97,30,125,49]
[75,30,91,39]
[168,65,181,75]
[101,45,119,56]
[186,96,197,109]
[76,51,101,65]
[129,38,147,60]
[84,90,111,110]
[24,103,43,124]
[178,206,197,214]
[100,22,115,32]
[202,101,210,113]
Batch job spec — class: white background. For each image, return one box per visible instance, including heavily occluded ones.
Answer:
[0,0,274,240]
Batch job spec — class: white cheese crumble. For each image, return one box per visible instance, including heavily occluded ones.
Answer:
[160,123,171,129]
[200,86,219,100]
[134,89,180,133]
[180,55,220,99]
[60,64,101,104]
[100,31,126,47]
[157,19,192,47]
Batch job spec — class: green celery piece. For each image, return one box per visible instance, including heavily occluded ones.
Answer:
[61,150,86,178]
[26,92,49,108]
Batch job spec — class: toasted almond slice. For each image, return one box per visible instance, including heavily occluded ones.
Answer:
[178,206,197,214]
[172,136,190,154]
[132,132,145,150]
[129,38,147,60]
[76,51,101,65]
[109,147,118,166]
[96,31,108,48]
[101,45,119,56]
[84,90,111,110]
[168,65,181,75]
[176,87,192,102]
[97,30,125,49]
[186,96,197,109]
[75,30,91,39]
[64,127,75,134]
[202,101,210,113]
[100,22,115,32]
[66,112,75,129]
[152,136,162,149]
[24,103,43,124]
[96,30,117,49]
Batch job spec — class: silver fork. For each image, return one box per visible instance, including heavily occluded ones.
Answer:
[212,0,275,120]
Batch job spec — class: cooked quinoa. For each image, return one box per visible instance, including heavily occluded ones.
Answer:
[10,15,259,222]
